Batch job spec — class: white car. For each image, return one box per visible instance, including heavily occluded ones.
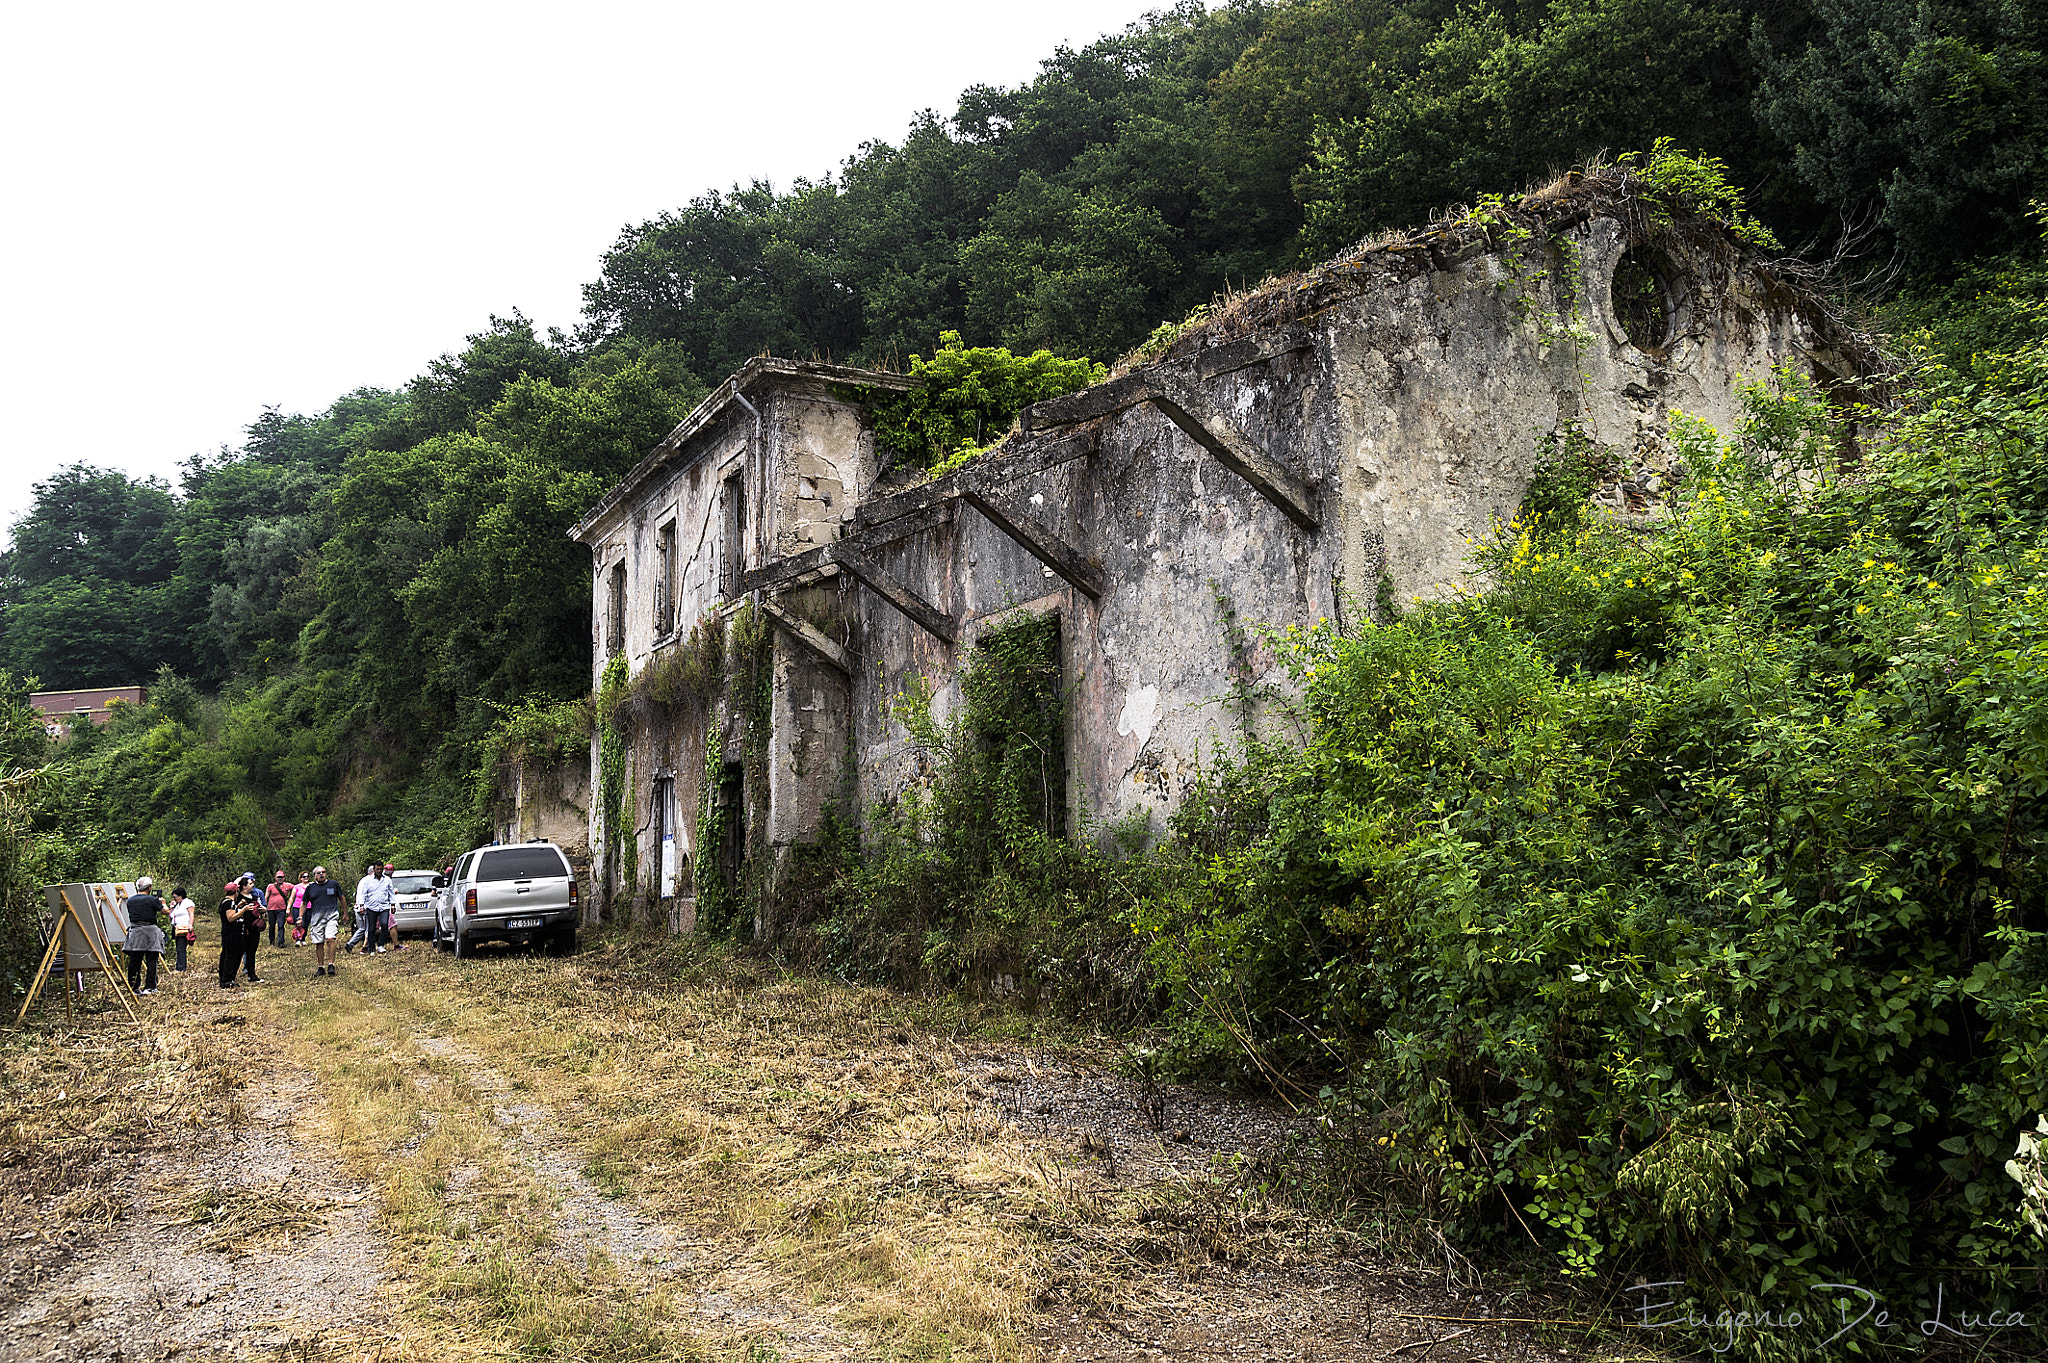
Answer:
[433,841,580,958]
[388,869,439,937]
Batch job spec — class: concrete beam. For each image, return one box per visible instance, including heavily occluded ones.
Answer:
[739,501,954,596]
[1014,371,1156,433]
[961,487,1106,599]
[759,599,853,675]
[1147,373,1320,531]
[829,546,957,644]
[1015,325,1311,433]
[850,429,1098,533]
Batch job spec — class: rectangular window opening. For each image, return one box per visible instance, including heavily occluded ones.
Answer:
[717,760,745,891]
[656,519,678,636]
[607,561,627,657]
[652,775,679,898]
[721,474,747,595]
[972,613,1066,839]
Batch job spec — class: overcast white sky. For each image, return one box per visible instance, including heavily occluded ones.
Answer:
[0,0,1178,540]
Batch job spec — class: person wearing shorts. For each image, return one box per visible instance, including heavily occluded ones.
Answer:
[301,866,346,976]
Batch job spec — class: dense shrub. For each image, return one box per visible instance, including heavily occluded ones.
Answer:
[1139,352,2048,1341]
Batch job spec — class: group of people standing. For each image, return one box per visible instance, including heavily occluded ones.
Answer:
[117,863,411,994]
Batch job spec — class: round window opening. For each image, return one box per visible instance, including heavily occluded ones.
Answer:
[1611,247,1674,350]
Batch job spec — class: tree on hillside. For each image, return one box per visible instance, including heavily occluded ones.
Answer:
[1751,0,2048,266]
[1299,0,1770,255]
[0,466,187,687]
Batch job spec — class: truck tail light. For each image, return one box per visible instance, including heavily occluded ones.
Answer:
[568,880,579,906]
[464,888,477,916]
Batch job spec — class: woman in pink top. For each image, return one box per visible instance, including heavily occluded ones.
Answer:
[288,876,309,944]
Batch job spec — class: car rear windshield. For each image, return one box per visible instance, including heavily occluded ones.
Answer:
[476,848,570,882]
[391,874,436,895]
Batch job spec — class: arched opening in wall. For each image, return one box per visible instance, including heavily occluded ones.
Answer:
[1611,246,1678,351]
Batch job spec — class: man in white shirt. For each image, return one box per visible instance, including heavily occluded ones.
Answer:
[353,863,397,954]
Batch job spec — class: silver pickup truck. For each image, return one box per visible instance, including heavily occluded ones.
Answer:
[432,841,580,958]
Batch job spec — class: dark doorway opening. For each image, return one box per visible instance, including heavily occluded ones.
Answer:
[718,761,745,892]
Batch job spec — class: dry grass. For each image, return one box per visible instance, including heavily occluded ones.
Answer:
[0,1006,237,1245]
[181,932,1360,1361]
[164,1180,358,1254]
[3,935,1484,1362]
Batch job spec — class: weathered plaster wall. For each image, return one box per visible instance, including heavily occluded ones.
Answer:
[573,207,1875,936]
[573,364,890,926]
[491,754,593,868]
[852,213,1857,837]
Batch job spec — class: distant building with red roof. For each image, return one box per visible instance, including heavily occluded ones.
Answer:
[30,687,144,737]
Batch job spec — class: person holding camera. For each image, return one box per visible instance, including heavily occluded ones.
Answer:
[218,874,263,989]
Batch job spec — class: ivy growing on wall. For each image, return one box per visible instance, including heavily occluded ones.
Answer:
[811,610,1156,1019]
[596,654,633,896]
[691,598,775,938]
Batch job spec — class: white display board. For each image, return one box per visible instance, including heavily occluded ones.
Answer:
[42,882,131,956]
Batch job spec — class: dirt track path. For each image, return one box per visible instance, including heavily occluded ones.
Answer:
[2,936,1601,1363]
[1,981,393,1363]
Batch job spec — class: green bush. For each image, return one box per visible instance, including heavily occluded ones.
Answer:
[820,611,1155,1020]
[1141,353,2048,1339]
[862,332,1103,472]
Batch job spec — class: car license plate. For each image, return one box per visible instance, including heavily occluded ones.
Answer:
[508,917,543,929]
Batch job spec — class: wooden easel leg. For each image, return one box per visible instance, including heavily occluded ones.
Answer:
[11,928,66,1026]
[81,925,138,1024]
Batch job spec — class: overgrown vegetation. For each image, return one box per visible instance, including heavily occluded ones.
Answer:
[6,0,2048,1341]
[1129,346,2048,1344]
[805,612,1154,1022]
[691,599,774,939]
[862,332,1102,474]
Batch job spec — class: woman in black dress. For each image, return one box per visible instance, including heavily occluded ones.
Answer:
[217,879,261,989]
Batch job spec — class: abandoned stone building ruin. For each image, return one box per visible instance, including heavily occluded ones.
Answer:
[568,172,1876,935]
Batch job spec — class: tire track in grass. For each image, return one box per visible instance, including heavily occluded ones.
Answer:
[412,1031,874,1361]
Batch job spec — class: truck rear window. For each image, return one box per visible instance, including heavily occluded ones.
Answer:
[476,848,570,882]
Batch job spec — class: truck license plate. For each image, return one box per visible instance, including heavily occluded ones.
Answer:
[508,917,543,929]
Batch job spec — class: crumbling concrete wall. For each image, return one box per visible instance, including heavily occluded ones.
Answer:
[574,191,1878,933]
[489,753,592,870]
[850,205,1869,835]
[571,362,896,930]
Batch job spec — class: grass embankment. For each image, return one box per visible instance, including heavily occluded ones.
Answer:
[184,933,1335,1362]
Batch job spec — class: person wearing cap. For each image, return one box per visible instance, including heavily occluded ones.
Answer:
[123,877,166,995]
[301,866,346,976]
[354,862,396,954]
[264,871,294,947]
[218,875,263,988]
